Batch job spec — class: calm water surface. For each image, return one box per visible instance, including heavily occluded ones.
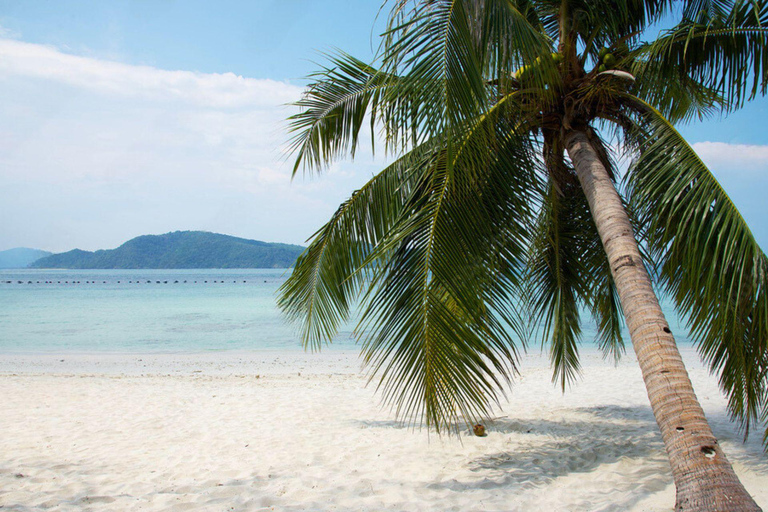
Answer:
[0,269,692,354]
[0,269,358,353]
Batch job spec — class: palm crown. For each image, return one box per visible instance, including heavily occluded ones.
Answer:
[278,0,768,450]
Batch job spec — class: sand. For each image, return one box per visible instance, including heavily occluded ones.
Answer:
[0,348,766,511]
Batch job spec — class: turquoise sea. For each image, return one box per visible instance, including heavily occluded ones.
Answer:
[0,269,692,354]
[0,269,354,353]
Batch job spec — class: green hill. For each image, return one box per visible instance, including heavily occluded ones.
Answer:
[0,248,53,268]
[31,231,304,269]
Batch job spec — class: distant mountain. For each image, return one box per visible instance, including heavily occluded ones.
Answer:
[0,248,53,268]
[31,231,305,269]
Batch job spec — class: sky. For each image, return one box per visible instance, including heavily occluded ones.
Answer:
[0,0,767,253]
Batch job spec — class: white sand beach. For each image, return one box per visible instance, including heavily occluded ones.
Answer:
[1,348,766,511]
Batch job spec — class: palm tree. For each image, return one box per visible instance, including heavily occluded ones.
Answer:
[277,1,768,510]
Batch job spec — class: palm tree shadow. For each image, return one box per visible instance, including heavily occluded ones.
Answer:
[423,405,671,509]
[354,404,767,506]
[422,404,767,509]
[355,419,409,429]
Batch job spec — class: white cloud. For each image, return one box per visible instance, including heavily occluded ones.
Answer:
[692,141,768,172]
[0,39,300,108]
[0,38,385,252]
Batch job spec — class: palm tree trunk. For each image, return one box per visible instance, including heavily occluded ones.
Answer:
[564,130,761,512]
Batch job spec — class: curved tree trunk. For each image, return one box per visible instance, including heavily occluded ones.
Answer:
[564,130,761,512]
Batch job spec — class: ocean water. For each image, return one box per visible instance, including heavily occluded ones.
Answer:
[0,269,354,353]
[0,269,692,354]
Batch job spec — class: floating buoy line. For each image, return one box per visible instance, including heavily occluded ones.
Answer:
[0,279,262,285]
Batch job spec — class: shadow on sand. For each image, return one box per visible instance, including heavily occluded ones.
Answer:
[358,404,767,510]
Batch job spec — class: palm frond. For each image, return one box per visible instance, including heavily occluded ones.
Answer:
[277,144,432,349]
[529,127,627,381]
[380,0,553,147]
[289,1,554,173]
[623,94,768,444]
[634,0,768,113]
[628,47,725,123]
[285,84,540,431]
[470,0,553,90]
[287,52,393,174]
[380,0,489,147]
[527,178,588,390]
[573,0,672,45]
[352,103,540,432]
[585,243,626,363]
[682,0,749,21]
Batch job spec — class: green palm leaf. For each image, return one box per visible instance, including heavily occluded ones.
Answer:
[527,179,587,390]
[283,86,541,430]
[353,101,540,431]
[634,0,768,113]
[277,144,431,349]
[287,52,394,174]
[381,0,554,146]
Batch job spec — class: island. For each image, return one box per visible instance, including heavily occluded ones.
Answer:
[0,248,53,268]
[30,231,305,269]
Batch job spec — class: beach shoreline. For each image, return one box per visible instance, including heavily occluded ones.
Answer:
[0,343,700,376]
[0,348,364,377]
[1,348,766,511]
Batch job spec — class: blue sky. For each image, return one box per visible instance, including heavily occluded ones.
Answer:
[0,1,386,79]
[1,1,767,252]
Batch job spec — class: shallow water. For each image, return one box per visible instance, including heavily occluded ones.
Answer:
[0,269,355,353]
[0,269,692,354]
